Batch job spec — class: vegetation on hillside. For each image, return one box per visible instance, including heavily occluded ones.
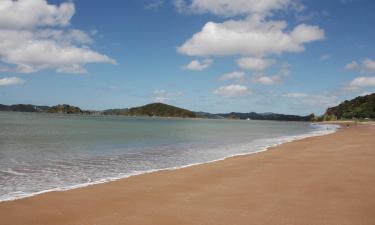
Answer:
[0,104,49,112]
[124,103,196,118]
[102,108,129,115]
[3,93,373,121]
[324,93,375,120]
[217,112,315,121]
[47,104,83,114]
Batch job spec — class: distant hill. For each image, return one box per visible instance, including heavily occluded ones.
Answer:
[324,93,375,120]
[125,103,196,118]
[47,104,83,114]
[195,111,224,119]
[217,112,314,121]
[0,104,49,112]
[0,102,318,121]
[102,108,129,115]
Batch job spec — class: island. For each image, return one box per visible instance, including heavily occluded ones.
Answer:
[1,93,374,122]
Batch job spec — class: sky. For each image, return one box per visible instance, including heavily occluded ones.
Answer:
[0,0,374,115]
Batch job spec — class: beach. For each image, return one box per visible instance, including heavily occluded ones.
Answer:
[1,124,374,225]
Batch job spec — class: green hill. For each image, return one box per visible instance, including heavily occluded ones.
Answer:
[216,112,314,121]
[125,103,196,118]
[102,108,129,115]
[47,104,83,114]
[0,104,49,112]
[324,93,375,120]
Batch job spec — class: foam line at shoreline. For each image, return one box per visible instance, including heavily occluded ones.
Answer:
[0,124,340,203]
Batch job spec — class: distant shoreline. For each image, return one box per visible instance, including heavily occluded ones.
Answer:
[0,110,318,123]
[3,110,375,125]
[0,102,316,121]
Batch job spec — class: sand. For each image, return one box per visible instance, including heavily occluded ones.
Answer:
[1,125,375,225]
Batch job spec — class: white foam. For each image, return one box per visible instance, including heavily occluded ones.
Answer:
[0,169,27,176]
[0,123,340,203]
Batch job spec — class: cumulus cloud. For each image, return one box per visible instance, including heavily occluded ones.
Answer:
[178,16,325,57]
[213,84,250,97]
[253,75,281,85]
[0,0,75,29]
[0,77,25,86]
[219,71,246,81]
[249,62,290,85]
[0,0,115,74]
[174,0,295,17]
[237,57,275,71]
[182,59,213,71]
[348,77,375,89]
[0,29,115,74]
[345,59,375,72]
[345,61,359,71]
[177,0,324,86]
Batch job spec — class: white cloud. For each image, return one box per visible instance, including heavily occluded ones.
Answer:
[0,29,115,74]
[0,1,115,74]
[152,90,182,102]
[284,92,338,107]
[345,61,358,71]
[253,75,281,85]
[349,77,375,89]
[0,0,75,29]
[363,59,375,72]
[182,59,213,71]
[174,0,295,17]
[178,16,324,57]
[0,77,25,86]
[345,59,375,72]
[213,84,250,97]
[249,62,289,85]
[153,97,169,103]
[283,92,308,97]
[290,24,324,43]
[219,71,246,81]
[237,57,274,71]
[176,0,323,89]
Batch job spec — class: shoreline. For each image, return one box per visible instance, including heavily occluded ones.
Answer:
[0,123,339,203]
[0,126,375,225]
[2,124,374,225]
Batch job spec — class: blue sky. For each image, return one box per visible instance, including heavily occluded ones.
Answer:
[0,0,374,115]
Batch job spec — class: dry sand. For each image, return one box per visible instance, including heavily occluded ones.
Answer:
[1,125,375,225]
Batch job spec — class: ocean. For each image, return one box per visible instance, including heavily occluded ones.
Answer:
[0,111,339,202]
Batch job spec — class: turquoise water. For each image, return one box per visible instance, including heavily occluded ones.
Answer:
[0,112,338,201]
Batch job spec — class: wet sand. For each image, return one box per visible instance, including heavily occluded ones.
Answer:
[1,125,374,225]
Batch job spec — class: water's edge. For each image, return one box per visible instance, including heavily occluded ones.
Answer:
[0,123,340,203]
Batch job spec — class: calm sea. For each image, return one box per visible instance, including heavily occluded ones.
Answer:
[0,112,338,201]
